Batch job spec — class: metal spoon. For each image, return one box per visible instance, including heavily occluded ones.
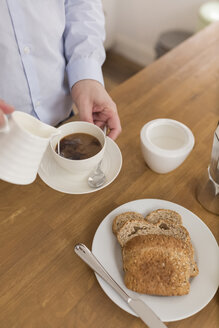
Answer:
[87,126,107,188]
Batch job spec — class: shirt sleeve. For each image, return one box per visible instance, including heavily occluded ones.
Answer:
[64,0,106,89]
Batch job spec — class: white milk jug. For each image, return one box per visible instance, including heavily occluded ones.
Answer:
[0,111,57,185]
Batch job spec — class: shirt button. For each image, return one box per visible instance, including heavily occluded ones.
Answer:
[36,101,41,107]
[24,46,30,54]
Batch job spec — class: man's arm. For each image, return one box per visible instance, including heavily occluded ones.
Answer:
[63,0,121,140]
[64,0,106,89]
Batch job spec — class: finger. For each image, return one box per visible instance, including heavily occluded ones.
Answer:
[93,104,121,140]
[107,113,122,140]
[102,102,121,140]
[0,109,7,126]
[93,120,106,131]
[92,112,107,122]
[107,125,122,140]
[0,99,14,114]
[93,113,109,133]
[77,100,94,124]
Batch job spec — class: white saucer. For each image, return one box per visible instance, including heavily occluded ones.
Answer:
[38,137,122,194]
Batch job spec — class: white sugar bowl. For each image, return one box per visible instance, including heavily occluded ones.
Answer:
[140,119,195,174]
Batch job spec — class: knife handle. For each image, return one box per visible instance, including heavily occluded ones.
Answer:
[74,243,130,303]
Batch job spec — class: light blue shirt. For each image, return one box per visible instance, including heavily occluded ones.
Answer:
[0,0,105,126]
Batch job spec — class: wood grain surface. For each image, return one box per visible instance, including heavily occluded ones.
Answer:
[0,23,219,328]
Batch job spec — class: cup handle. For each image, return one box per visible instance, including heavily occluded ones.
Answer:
[0,114,10,133]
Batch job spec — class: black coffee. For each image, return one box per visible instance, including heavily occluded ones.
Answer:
[55,133,102,160]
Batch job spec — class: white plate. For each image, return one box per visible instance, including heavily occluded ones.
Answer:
[38,137,122,194]
[92,199,219,322]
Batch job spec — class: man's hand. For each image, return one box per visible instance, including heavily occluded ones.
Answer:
[0,99,14,126]
[71,80,121,140]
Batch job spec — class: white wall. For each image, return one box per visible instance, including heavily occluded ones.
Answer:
[109,0,209,65]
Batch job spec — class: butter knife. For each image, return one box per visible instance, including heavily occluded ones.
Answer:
[74,243,167,328]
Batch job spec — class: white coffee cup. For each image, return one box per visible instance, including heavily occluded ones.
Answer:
[50,121,106,177]
[140,118,195,174]
[0,111,58,184]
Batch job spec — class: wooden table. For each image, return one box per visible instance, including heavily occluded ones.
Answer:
[0,23,219,328]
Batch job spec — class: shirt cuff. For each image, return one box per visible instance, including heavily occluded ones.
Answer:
[66,57,104,90]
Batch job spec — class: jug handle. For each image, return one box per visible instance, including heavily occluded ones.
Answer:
[0,114,10,133]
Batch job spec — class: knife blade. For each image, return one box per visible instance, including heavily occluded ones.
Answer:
[74,243,167,328]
